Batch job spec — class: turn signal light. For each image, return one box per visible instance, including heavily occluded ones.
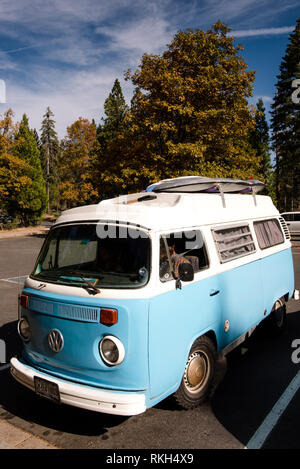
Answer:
[100,308,118,326]
[20,294,28,309]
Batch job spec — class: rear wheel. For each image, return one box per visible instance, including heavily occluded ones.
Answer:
[174,335,217,409]
[265,299,287,336]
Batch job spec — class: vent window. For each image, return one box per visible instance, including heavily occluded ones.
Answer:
[212,225,256,263]
[279,217,291,240]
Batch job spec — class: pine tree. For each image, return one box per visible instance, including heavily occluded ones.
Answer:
[250,98,275,201]
[94,79,130,199]
[40,107,60,212]
[271,18,300,211]
[33,128,40,149]
[97,79,128,142]
[13,114,47,226]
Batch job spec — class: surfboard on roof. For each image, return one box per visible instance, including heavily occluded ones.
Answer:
[145,176,265,194]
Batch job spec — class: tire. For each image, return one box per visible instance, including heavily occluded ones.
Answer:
[174,335,217,409]
[264,299,287,336]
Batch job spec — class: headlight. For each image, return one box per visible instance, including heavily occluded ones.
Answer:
[18,317,31,342]
[99,335,125,366]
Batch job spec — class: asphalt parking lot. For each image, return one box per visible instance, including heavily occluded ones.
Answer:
[0,234,299,450]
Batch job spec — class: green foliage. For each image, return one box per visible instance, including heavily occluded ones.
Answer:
[250,98,276,202]
[94,79,130,199]
[40,107,60,211]
[0,111,47,226]
[3,22,283,216]
[98,79,129,138]
[13,114,47,225]
[271,18,300,211]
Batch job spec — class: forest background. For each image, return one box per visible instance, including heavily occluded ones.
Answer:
[0,20,299,227]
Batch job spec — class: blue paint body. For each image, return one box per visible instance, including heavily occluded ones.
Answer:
[148,249,294,403]
[20,247,294,410]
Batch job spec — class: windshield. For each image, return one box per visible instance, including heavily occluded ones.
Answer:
[32,223,151,289]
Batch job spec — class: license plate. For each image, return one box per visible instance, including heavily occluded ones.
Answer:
[34,376,60,404]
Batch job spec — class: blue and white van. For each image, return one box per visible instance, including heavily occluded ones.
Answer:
[10,177,298,415]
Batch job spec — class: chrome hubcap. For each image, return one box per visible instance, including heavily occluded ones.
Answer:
[184,351,210,393]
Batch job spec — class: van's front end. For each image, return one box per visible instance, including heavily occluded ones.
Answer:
[10,219,152,416]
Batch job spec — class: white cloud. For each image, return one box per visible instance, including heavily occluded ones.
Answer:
[3,65,133,139]
[96,17,174,55]
[0,51,20,71]
[231,26,294,37]
[256,95,273,103]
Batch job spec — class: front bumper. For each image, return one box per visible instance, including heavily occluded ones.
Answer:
[10,357,146,416]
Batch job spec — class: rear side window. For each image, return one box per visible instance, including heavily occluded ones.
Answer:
[212,224,256,263]
[254,219,284,249]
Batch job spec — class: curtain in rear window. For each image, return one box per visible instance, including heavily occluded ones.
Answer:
[254,219,284,249]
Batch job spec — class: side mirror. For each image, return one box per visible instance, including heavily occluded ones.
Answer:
[178,262,194,282]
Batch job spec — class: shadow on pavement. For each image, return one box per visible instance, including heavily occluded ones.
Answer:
[0,368,128,438]
[0,309,299,446]
[29,233,48,239]
[0,321,22,364]
[211,309,300,447]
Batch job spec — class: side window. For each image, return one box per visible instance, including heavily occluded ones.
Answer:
[212,224,256,263]
[282,213,293,221]
[159,230,208,282]
[254,219,284,249]
[294,214,300,221]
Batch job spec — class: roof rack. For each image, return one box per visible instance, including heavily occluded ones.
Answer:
[146,176,265,194]
[145,176,265,208]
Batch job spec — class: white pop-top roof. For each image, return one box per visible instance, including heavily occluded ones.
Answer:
[54,191,279,232]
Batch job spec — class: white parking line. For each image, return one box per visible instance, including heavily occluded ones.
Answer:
[0,276,28,284]
[246,370,300,449]
[0,364,10,371]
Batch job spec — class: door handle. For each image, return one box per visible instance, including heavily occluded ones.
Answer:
[210,289,220,297]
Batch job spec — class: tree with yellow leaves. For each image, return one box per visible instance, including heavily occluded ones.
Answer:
[122,22,261,188]
[59,117,99,208]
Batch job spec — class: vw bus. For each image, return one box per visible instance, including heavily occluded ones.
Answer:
[10,177,298,415]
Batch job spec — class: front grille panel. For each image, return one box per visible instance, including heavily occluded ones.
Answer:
[28,297,100,323]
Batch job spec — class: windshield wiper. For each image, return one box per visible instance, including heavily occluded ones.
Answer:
[58,270,101,295]
[79,274,101,295]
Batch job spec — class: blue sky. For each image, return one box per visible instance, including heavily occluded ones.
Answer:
[0,0,299,138]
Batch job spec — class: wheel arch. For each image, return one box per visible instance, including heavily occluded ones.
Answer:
[204,329,218,352]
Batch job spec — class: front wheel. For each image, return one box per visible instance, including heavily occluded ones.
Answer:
[174,335,217,409]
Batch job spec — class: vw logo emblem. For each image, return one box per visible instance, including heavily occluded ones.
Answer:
[48,329,64,353]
